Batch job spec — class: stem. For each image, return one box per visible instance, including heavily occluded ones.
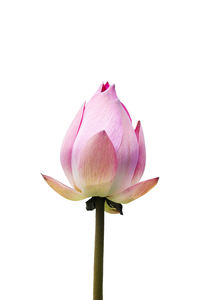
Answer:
[93,197,105,300]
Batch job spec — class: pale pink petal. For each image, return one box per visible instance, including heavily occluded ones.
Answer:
[104,202,120,214]
[109,103,139,194]
[60,102,85,187]
[72,85,123,163]
[108,177,159,204]
[120,101,132,122]
[132,121,146,184]
[41,174,86,201]
[72,131,117,197]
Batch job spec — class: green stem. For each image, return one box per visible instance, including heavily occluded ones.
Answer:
[93,197,105,300]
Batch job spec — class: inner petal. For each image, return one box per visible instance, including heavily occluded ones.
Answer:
[101,81,110,92]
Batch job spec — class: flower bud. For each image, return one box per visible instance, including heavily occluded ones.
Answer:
[42,82,159,214]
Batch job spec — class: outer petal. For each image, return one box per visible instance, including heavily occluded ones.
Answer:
[60,102,85,186]
[108,177,159,204]
[132,121,146,184]
[41,174,86,201]
[120,101,132,122]
[72,131,117,197]
[109,102,139,194]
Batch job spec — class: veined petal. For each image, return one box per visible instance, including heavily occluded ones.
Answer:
[109,102,139,194]
[72,85,123,160]
[72,131,117,197]
[132,121,146,184]
[60,102,85,186]
[41,174,86,201]
[108,177,159,204]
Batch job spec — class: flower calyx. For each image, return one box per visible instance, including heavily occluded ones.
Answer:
[86,197,123,215]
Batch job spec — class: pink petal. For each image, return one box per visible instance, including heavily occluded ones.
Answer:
[108,177,159,204]
[60,102,85,187]
[101,81,110,92]
[41,174,86,201]
[72,85,123,161]
[120,101,132,122]
[72,131,117,197]
[132,121,146,184]
[109,103,139,194]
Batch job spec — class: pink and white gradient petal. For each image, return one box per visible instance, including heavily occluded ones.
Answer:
[108,177,159,204]
[72,85,123,160]
[41,174,86,201]
[60,102,85,187]
[132,121,146,184]
[72,131,117,197]
[109,103,139,194]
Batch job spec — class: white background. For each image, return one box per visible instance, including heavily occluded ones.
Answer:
[0,0,200,299]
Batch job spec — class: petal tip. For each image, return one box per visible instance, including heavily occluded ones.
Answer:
[101,81,110,92]
[110,83,116,92]
[41,173,47,180]
[101,83,117,97]
[101,129,108,136]
[96,130,110,140]
[137,120,141,126]
[135,120,141,131]
[154,176,159,182]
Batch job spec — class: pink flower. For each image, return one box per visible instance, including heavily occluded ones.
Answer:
[42,82,159,214]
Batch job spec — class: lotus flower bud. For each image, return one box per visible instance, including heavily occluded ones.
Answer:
[42,82,158,214]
